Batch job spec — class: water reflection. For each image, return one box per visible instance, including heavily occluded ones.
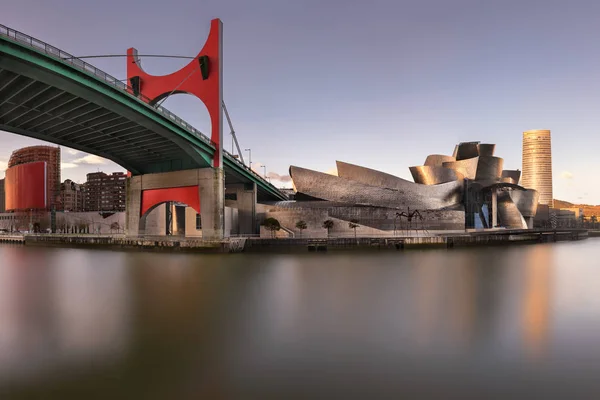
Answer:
[522,245,552,359]
[1,242,600,398]
[0,247,131,385]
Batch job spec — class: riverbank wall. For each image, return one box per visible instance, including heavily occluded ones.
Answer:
[245,229,589,252]
[21,235,246,253]
[0,228,588,253]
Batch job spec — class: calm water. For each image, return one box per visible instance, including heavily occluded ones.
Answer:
[1,240,600,399]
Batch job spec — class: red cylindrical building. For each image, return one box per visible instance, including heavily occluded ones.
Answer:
[5,146,60,212]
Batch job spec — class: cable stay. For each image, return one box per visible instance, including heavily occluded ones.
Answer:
[222,101,245,165]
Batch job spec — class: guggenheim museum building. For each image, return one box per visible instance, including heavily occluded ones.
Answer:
[259,141,539,235]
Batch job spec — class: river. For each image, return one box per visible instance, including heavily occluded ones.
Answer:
[1,240,599,399]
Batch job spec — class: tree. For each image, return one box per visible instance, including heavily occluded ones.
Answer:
[348,219,360,240]
[592,215,598,229]
[322,219,334,237]
[110,222,120,234]
[295,220,307,237]
[261,217,281,238]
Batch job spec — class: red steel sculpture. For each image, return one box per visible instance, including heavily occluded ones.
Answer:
[126,18,223,168]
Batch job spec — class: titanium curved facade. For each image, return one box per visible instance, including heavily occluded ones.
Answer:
[510,189,539,218]
[336,161,414,190]
[409,166,460,185]
[455,142,480,160]
[290,165,463,210]
[442,157,479,180]
[522,130,553,207]
[475,156,503,181]
[497,191,528,229]
[477,144,496,157]
[424,154,455,167]
[501,170,521,185]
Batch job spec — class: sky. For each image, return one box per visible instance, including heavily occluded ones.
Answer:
[2,0,600,203]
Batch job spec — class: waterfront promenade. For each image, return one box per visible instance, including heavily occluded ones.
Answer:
[1,228,588,253]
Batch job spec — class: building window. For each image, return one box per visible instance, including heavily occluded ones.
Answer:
[196,213,202,230]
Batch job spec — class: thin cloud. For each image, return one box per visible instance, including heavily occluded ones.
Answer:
[561,171,574,179]
[0,160,7,172]
[66,149,80,155]
[267,171,292,183]
[61,162,78,169]
[251,162,265,174]
[72,154,107,165]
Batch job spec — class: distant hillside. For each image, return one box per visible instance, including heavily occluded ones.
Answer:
[554,199,574,208]
[554,199,600,217]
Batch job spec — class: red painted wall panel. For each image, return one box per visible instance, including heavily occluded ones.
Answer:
[5,162,47,211]
[140,186,200,216]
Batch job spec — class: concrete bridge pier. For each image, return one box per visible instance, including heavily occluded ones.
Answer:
[226,183,257,236]
[125,168,225,240]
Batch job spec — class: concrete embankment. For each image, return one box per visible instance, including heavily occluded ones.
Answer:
[21,235,246,253]
[0,229,588,253]
[0,235,25,244]
[245,229,589,252]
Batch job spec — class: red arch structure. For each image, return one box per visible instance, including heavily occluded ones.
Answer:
[126,18,223,168]
[140,186,200,217]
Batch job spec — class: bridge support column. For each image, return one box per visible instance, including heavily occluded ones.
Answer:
[198,168,225,240]
[125,168,224,239]
[126,175,142,236]
[226,183,257,235]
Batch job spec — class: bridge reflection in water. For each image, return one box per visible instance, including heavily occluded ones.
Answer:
[0,242,599,398]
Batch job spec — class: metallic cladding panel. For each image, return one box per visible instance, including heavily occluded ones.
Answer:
[290,165,463,210]
[497,191,528,229]
[477,144,495,156]
[522,130,553,207]
[510,189,539,218]
[442,157,479,180]
[409,165,461,185]
[424,154,455,167]
[455,142,480,160]
[501,170,521,185]
[475,156,504,181]
[335,160,414,189]
[5,161,47,211]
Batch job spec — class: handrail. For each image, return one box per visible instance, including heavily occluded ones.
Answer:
[0,23,282,195]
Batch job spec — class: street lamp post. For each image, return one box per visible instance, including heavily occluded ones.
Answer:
[244,148,252,169]
[262,165,267,178]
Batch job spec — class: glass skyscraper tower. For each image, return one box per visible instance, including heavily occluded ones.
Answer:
[522,130,553,207]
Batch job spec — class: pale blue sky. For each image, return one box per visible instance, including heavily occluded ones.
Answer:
[2,0,600,203]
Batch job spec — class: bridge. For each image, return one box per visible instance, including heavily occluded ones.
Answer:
[0,20,286,239]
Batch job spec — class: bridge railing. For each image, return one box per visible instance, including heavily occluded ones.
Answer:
[0,24,282,194]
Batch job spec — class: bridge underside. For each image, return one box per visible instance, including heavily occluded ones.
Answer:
[0,46,285,201]
[0,65,211,174]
